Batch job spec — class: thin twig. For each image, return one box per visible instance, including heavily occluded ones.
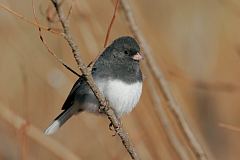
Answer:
[51,0,140,159]
[66,1,73,21]
[32,0,80,77]
[88,0,120,68]
[46,0,73,23]
[219,122,240,133]
[104,0,120,48]
[0,103,81,160]
[18,121,28,160]
[145,70,190,160]
[120,0,208,159]
[0,3,61,34]
[39,29,80,77]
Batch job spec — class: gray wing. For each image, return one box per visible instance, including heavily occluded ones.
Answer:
[61,51,110,111]
[61,76,89,110]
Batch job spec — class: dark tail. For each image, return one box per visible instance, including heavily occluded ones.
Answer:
[44,107,75,135]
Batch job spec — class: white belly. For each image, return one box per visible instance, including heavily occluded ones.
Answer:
[102,80,142,117]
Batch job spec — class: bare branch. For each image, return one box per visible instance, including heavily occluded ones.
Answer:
[66,1,73,21]
[51,0,140,159]
[32,0,80,77]
[0,3,61,34]
[219,122,240,133]
[46,0,73,23]
[0,103,81,160]
[89,0,120,68]
[0,1,77,77]
[146,72,190,160]
[104,0,120,48]
[120,0,208,159]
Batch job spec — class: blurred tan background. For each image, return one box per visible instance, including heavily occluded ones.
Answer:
[1,0,240,159]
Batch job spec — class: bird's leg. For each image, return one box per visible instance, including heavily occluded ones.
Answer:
[98,100,122,136]
[98,99,109,113]
[109,122,114,131]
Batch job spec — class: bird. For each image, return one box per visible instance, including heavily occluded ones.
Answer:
[44,36,143,135]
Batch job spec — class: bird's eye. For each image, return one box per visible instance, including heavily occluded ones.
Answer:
[124,50,129,55]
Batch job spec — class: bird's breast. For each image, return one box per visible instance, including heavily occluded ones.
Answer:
[98,79,142,117]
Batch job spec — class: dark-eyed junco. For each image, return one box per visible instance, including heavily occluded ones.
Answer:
[44,36,143,135]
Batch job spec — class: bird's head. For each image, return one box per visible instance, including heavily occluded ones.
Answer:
[111,36,143,61]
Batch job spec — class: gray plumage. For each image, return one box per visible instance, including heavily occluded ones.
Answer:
[45,36,143,135]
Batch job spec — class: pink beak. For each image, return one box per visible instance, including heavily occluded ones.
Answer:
[132,52,144,61]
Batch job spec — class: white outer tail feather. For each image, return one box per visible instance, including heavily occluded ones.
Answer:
[44,120,60,135]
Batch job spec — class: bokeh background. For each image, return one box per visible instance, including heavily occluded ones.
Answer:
[0,0,240,159]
